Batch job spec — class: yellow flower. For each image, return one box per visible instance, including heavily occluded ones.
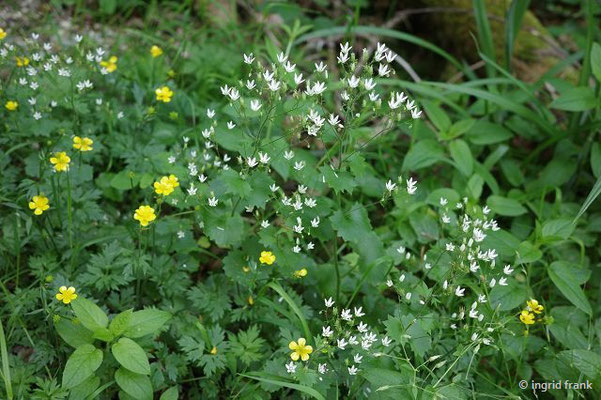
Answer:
[293,268,308,278]
[153,175,178,196]
[5,100,18,111]
[134,205,156,227]
[248,296,254,305]
[73,136,93,152]
[242,266,250,273]
[16,56,29,67]
[155,86,174,103]
[100,56,118,73]
[210,346,218,355]
[150,45,163,58]
[56,286,77,304]
[259,251,276,265]
[519,310,535,325]
[50,152,71,172]
[0,28,6,40]
[29,195,50,215]
[289,338,312,361]
[526,299,544,314]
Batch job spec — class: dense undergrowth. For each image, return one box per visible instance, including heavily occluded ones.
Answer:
[1,1,601,399]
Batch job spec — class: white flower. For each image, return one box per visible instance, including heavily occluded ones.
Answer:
[259,152,270,164]
[411,108,422,119]
[228,88,240,101]
[353,354,363,364]
[322,326,333,338]
[292,245,301,254]
[75,34,83,43]
[455,286,465,297]
[349,336,359,345]
[243,53,255,64]
[293,161,305,171]
[306,242,315,250]
[386,279,393,287]
[250,99,261,111]
[440,197,448,206]
[306,81,326,96]
[294,73,304,85]
[341,309,353,321]
[304,198,316,208]
[220,84,231,96]
[337,338,348,350]
[478,294,487,303]
[267,80,281,92]
[483,205,491,215]
[375,42,387,61]
[285,361,296,374]
[442,214,451,224]
[284,150,294,160]
[340,42,352,54]
[324,297,335,308]
[247,157,258,168]
[208,197,218,207]
[369,92,380,102]
[489,278,497,288]
[347,75,360,88]
[314,62,326,72]
[246,80,256,90]
[385,50,396,63]
[284,61,296,73]
[354,307,365,317]
[357,322,368,333]
[381,336,392,347]
[227,121,236,129]
[277,52,287,63]
[348,365,359,375]
[260,220,270,229]
[399,274,406,282]
[33,111,42,120]
[504,265,514,275]
[311,217,320,228]
[406,177,417,194]
[385,180,396,191]
[318,364,328,374]
[337,51,349,64]
[363,78,376,90]
[378,63,391,77]
[446,243,455,252]
[207,109,215,118]
[177,231,185,239]
[388,92,407,109]
[187,184,197,196]
[499,277,508,286]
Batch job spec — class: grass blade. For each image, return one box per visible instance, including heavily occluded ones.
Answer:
[574,174,601,223]
[472,0,496,77]
[240,373,326,400]
[267,282,312,343]
[505,0,530,71]
[0,318,13,400]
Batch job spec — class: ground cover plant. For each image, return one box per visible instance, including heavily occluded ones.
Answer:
[1,0,601,399]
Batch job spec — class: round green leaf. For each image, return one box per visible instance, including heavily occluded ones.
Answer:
[115,367,153,400]
[62,344,103,389]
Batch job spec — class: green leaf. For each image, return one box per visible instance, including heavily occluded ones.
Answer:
[574,173,601,223]
[516,241,542,264]
[402,139,446,171]
[489,284,527,311]
[449,139,473,176]
[558,350,601,379]
[241,373,325,400]
[115,367,153,400]
[159,387,179,400]
[487,195,527,216]
[541,219,574,240]
[112,338,150,375]
[505,0,531,71]
[591,142,601,178]
[443,118,475,140]
[422,100,451,132]
[548,262,592,316]
[123,309,171,338]
[550,87,597,111]
[71,297,109,332]
[54,318,94,348]
[467,120,513,145]
[473,0,496,77]
[109,309,133,337]
[590,42,601,82]
[62,344,103,389]
[69,375,100,400]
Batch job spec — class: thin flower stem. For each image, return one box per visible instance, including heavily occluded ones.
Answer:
[66,171,73,252]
